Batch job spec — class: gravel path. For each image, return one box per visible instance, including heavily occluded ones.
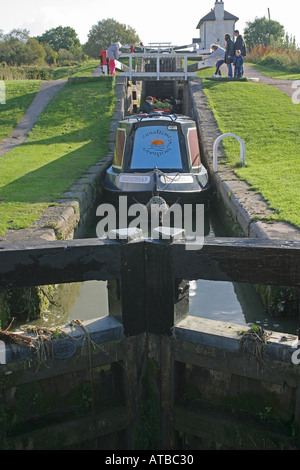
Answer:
[243,64,295,98]
[0,79,67,156]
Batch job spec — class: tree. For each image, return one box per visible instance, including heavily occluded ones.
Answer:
[84,18,140,58]
[26,38,46,65]
[37,26,81,52]
[244,17,285,50]
[4,29,30,43]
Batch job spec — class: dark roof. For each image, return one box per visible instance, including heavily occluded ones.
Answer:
[196,9,239,29]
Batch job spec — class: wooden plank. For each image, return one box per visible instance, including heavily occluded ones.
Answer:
[0,238,122,289]
[120,241,147,336]
[144,241,176,335]
[0,237,298,291]
[171,238,300,287]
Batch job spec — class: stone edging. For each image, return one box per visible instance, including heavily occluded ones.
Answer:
[188,78,300,241]
[0,76,127,244]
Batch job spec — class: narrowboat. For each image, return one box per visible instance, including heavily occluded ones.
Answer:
[103,112,210,207]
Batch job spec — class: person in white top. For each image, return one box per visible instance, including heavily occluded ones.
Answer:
[203,44,226,77]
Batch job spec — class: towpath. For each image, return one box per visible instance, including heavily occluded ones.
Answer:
[0,79,67,156]
[243,64,296,99]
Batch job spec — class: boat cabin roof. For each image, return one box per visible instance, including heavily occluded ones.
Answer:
[112,113,202,172]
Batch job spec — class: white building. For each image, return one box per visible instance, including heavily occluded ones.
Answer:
[195,0,239,51]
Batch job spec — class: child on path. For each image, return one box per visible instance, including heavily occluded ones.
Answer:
[233,50,244,78]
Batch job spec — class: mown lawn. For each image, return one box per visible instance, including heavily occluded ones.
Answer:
[200,70,300,228]
[0,80,42,140]
[0,77,115,235]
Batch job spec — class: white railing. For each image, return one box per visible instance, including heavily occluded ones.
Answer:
[120,53,197,81]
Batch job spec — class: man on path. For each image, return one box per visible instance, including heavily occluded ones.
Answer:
[234,30,247,76]
[234,30,247,57]
[224,34,234,77]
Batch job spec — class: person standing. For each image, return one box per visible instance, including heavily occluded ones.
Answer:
[233,50,244,77]
[234,30,247,76]
[106,42,122,76]
[234,30,247,57]
[224,34,234,78]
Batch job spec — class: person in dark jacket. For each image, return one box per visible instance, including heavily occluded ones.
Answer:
[224,34,234,77]
[234,30,247,76]
[234,30,247,57]
[233,50,244,77]
[139,96,154,113]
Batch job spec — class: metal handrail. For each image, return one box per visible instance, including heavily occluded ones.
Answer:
[213,133,246,172]
[122,52,196,81]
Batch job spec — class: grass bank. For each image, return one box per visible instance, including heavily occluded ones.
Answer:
[51,60,100,79]
[0,76,115,236]
[198,68,300,229]
[0,80,42,140]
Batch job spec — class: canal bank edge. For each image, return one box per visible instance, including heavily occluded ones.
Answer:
[187,78,299,317]
[0,76,129,327]
[0,76,128,244]
[187,78,300,242]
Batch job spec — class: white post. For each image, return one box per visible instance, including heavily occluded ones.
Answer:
[157,54,160,80]
[0,81,5,105]
[184,55,187,80]
[213,133,245,172]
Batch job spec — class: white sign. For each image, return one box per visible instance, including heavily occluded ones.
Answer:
[119,175,150,184]
[160,174,194,184]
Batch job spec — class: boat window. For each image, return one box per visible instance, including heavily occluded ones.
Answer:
[188,128,201,168]
[113,128,126,168]
[130,126,182,170]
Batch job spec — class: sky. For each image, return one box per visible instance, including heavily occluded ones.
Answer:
[1,0,299,47]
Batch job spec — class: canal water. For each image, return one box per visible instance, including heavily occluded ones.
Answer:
[19,202,298,335]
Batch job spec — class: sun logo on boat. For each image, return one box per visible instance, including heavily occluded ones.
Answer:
[148,136,168,146]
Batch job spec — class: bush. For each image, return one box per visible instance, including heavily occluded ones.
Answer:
[0,65,53,80]
[247,44,300,73]
[259,53,292,69]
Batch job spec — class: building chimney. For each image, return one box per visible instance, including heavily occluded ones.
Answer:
[214,0,224,21]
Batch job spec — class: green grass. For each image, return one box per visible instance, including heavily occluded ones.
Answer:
[0,80,42,139]
[201,76,300,228]
[245,62,300,80]
[0,77,115,235]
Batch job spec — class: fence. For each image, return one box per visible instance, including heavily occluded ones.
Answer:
[120,53,197,81]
